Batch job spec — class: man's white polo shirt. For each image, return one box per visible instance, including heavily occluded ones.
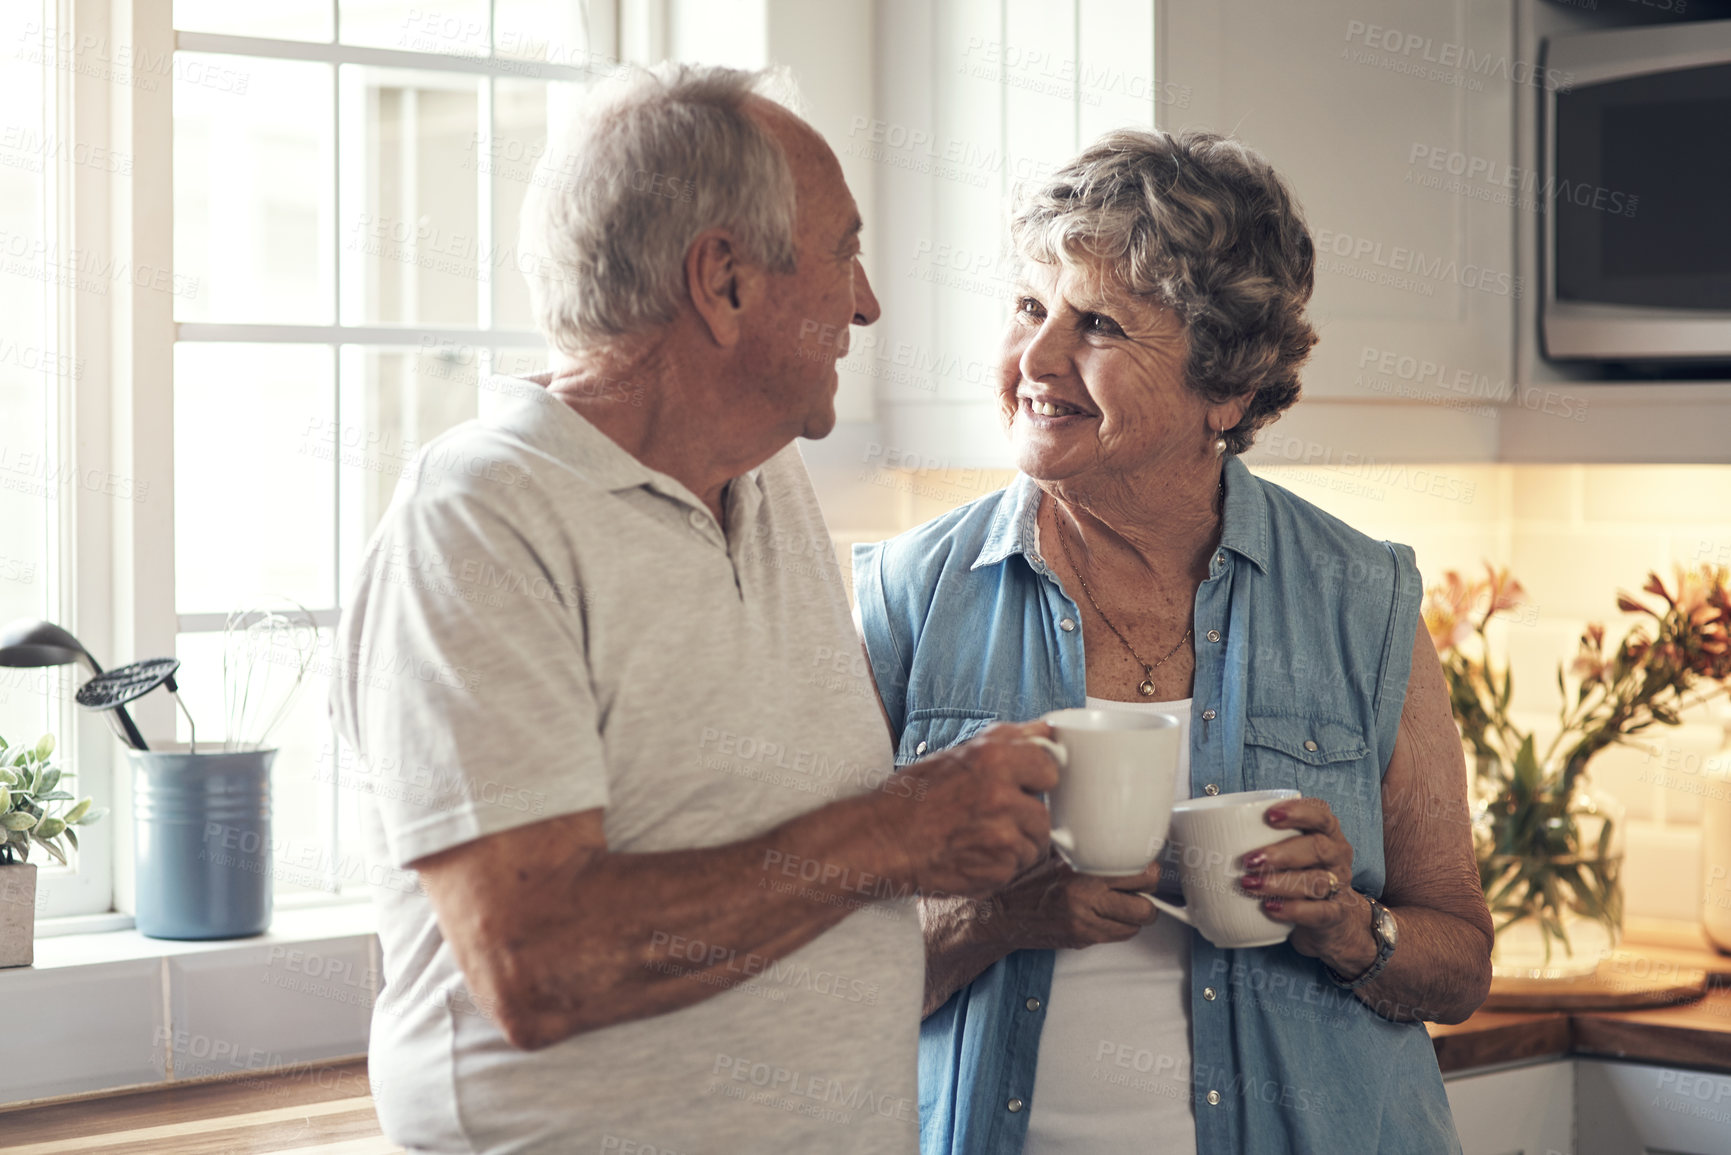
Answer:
[330,376,921,1154]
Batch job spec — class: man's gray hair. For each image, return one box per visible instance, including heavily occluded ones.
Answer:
[520,63,800,354]
[1009,129,1318,454]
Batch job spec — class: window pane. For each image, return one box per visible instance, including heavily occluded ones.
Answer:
[0,2,58,747]
[490,79,578,331]
[175,344,336,614]
[336,346,480,598]
[339,67,482,327]
[173,0,335,43]
[346,0,491,57]
[493,0,586,63]
[174,630,333,899]
[175,55,335,323]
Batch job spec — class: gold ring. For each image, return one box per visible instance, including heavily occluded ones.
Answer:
[1325,872,1341,900]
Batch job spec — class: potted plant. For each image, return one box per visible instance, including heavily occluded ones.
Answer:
[1426,564,1731,978]
[0,733,106,967]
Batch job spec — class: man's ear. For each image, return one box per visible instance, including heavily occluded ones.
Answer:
[686,230,763,348]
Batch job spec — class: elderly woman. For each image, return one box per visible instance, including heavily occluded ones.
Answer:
[853,130,1493,1155]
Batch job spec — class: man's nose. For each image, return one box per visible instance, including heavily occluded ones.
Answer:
[851,257,882,327]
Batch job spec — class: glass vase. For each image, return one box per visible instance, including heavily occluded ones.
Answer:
[1473,760,1625,980]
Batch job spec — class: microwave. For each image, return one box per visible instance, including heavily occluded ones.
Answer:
[1542,21,1731,364]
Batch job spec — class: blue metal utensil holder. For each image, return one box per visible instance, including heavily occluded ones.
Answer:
[132,747,275,940]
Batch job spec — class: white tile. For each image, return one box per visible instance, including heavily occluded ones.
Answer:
[1622,823,1702,923]
[1581,742,1659,824]
[167,936,373,1081]
[0,959,165,1101]
[1580,465,1731,527]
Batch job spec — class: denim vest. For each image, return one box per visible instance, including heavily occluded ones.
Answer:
[852,456,1461,1155]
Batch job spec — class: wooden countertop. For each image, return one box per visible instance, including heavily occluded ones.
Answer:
[1430,920,1731,1075]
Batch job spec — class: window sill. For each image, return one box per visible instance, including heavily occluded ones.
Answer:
[29,901,375,969]
[0,902,379,1106]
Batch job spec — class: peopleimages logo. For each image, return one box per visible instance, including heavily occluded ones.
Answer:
[1342,20,1573,92]
[1313,227,1524,299]
[1406,145,1638,218]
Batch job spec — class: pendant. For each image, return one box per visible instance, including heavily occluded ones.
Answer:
[1138,677,1156,697]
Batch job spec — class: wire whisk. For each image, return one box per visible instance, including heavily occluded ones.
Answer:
[222,600,318,751]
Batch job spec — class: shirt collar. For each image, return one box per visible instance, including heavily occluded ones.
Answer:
[483,373,765,507]
[971,454,1269,574]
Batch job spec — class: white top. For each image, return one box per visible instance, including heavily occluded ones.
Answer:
[1024,697,1196,1155]
[329,380,920,1154]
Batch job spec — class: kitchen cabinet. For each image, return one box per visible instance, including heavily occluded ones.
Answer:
[1446,1060,1731,1155]
[1446,1061,1574,1155]
[1160,0,1516,465]
[1576,1060,1731,1155]
[867,0,1517,467]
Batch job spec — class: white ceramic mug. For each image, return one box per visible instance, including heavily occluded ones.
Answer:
[1143,788,1301,949]
[1026,708,1182,876]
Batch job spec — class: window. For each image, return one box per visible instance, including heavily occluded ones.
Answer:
[163,1,608,901]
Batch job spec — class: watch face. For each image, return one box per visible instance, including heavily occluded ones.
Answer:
[1373,903,1398,949]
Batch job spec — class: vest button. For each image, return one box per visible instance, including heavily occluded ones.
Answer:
[1025,997,1042,1011]
[1206,629,1221,643]
[1059,618,1076,632]
[1304,739,1319,752]
[1007,1098,1025,1113]
[1204,784,1220,796]
[915,741,927,756]
[1203,987,1217,1001]
[1201,709,1217,721]
[1206,1090,1222,1106]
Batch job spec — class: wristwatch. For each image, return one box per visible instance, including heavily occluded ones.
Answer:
[1326,893,1398,991]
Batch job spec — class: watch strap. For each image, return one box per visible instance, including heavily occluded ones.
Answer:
[1326,895,1395,991]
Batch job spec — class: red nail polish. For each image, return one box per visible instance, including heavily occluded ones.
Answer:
[1240,874,1264,890]
[1241,852,1266,870]
[1263,899,1284,912]
[1265,809,1287,824]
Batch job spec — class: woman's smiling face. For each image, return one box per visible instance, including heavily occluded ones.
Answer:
[998,257,1240,486]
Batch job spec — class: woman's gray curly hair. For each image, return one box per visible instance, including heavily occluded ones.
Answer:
[1009,129,1318,455]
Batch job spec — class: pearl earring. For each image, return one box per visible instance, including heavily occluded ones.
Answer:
[1212,432,1227,456]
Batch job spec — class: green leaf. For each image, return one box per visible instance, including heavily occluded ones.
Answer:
[33,817,65,840]
[0,769,18,788]
[62,798,90,824]
[32,734,53,761]
[0,813,37,831]
[74,808,108,827]
[63,827,76,852]
[36,767,59,795]
[0,785,10,814]
[1513,734,1542,796]
[34,791,72,803]
[32,833,65,866]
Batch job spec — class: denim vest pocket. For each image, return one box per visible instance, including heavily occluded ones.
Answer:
[896,708,999,767]
[1241,714,1369,793]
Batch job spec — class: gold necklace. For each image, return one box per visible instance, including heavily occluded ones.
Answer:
[1052,504,1192,698]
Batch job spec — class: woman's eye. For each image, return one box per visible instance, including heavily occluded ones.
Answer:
[1016,297,1044,318]
[1084,313,1123,336]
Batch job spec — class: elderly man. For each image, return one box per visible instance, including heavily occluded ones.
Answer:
[330,64,1057,1154]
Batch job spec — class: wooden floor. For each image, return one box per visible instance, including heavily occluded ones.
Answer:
[0,1059,397,1154]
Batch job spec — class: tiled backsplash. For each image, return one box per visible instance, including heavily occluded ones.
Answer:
[820,461,1731,927]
